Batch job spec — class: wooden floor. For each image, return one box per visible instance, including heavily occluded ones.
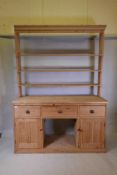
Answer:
[0,120,117,175]
[44,135,77,152]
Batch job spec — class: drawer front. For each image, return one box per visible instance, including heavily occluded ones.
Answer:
[14,105,40,118]
[41,105,77,118]
[79,105,105,117]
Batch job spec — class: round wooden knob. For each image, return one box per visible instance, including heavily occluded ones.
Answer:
[26,110,30,114]
[77,128,82,132]
[58,110,63,114]
[90,110,95,114]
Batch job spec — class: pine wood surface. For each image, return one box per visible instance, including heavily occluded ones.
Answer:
[13,95,107,105]
[13,25,107,153]
[79,105,106,116]
[14,105,40,118]
[13,96,107,153]
[20,83,100,88]
[41,105,78,118]
[15,118,43,149]
[20,50,102,56]
[14,25,106,33]
[15,135,106,153]
[21,66,101,72]
[14,25,106,97]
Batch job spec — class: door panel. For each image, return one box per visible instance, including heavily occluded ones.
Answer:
[15,118,43,149]
[78,118,105,149]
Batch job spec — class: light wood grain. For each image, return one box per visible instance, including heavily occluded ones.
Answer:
[13,25,107,153]
[20,83,100,87]
[79,105,106,117]
[98,32,104,96]
[41,105,78,118]
[14,25,106,33]
[21,66,101,72]
[13,96,107,153]
[77,118,105,149]
[15,134,106,153]
[14,105,40,118]
[14,25,106,96]
[12,95,107,105]
[20,50,102,56]
[15,31,22,97]
[15,118,43,150]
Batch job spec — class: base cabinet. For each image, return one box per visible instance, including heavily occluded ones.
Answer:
[77,118,105,150]
[13,96,107,153]
[15,118,43,151]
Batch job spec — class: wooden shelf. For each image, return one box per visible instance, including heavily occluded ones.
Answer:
[20,50,101,56]
[14,25,106,96]
[15,25,106,33]
[20,67,101,72]
[20,83,100,87]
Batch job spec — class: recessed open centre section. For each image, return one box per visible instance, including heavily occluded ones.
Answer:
[44,119,77,151]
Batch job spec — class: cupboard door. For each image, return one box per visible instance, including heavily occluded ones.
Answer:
[15,118,43,150]
[78,118,105,149]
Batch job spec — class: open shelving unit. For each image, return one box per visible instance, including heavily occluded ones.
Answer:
[15,25,106,97]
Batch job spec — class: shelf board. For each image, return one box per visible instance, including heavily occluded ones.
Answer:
[20,67,101,72]
[20,83,100,87]
[20,50,101,56]
[15,25,106,33]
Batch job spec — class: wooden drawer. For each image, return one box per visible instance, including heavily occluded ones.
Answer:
[41,105,77,118]
[14,105,40,118]
[79,105,105,117]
